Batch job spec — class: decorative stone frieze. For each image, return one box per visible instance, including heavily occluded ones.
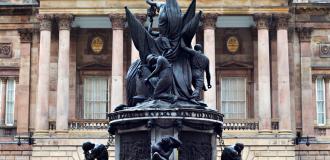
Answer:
[109,14,126,30]
[202,13,217,29]
[274,14,290,30]
[296,27,313,42]
[253,14,271,30]
[18,29,33,43]
[293,6,330,15]
[0,43,12,58]
[37,14,53,31]
[55,14,74,30]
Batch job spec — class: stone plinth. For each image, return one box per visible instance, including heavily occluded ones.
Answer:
[108,103,223,160]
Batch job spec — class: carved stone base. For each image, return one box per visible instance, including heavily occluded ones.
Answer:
[108,107,223,160]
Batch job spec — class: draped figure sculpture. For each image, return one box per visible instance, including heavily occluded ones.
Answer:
[125,0,209,108]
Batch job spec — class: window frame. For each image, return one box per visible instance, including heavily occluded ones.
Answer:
[315,77,326,126]
[220,77,247,119]
[3,78,16,126]
[83,76,109,120]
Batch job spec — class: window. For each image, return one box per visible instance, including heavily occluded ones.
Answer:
[221,77,246,119]
[3,79,15,126]
[316,78,326,125]
[83,76,108,119]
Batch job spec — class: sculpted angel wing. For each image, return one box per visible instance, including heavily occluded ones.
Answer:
[182,0,196,26]
[181,11,202,48]
[125,7,159,64]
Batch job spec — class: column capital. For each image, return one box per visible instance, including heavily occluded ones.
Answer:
[37,14,53,31]
[274,14,290,30]
[55,14,74,30]
[1,77,7,84]
[202,13,217,29]
[18,29,33,43]
[253,14,271,30]
[296,27,313,42]
[109,14,126,30]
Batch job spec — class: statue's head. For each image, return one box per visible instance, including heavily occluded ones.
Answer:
[234,143,244,154]
[194,44,203,52]
[82,142,95,152]
[146,54,158,66]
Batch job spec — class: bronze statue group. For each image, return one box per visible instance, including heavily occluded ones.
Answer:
[82,0,244,159]
[124,0,211,108]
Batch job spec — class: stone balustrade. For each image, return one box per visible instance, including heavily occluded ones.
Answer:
[223,119,259,130]
[49,120,108,130]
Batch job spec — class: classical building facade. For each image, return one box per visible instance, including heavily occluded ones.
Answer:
[0,0,330,159]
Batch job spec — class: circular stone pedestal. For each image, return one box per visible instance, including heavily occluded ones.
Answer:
[108,107,223,160]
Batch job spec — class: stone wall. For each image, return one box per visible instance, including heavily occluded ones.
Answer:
[31,132,115,160]
[0,143,32,160]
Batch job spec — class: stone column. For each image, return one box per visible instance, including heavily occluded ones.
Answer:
[254,14,272,132]
[110,14,125,111]
[131,14,146,63]
[35,14,53,133]
[297,27,313,136]
[16,29,33,133]
[55,14,73,133]
[0,79,7,125]
[203,13,217,110]
[275,14,292,133]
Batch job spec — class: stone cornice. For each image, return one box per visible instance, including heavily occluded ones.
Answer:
[202,13,218,29]
[109,14,126,30]
[18,29,33,43]
[296,27,313,43]
[274,14,290,30]
[36,14,53,31]
[253,13,271,30]
[55,14,74,30]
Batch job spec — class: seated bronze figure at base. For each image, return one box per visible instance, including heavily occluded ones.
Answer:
[221,143,244,160]
[151,136,182,160]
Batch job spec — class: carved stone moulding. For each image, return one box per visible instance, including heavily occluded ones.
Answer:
[253,13,271,30]
[0,43,12,58]
[55,14,74,30]
[37,14,53,31]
